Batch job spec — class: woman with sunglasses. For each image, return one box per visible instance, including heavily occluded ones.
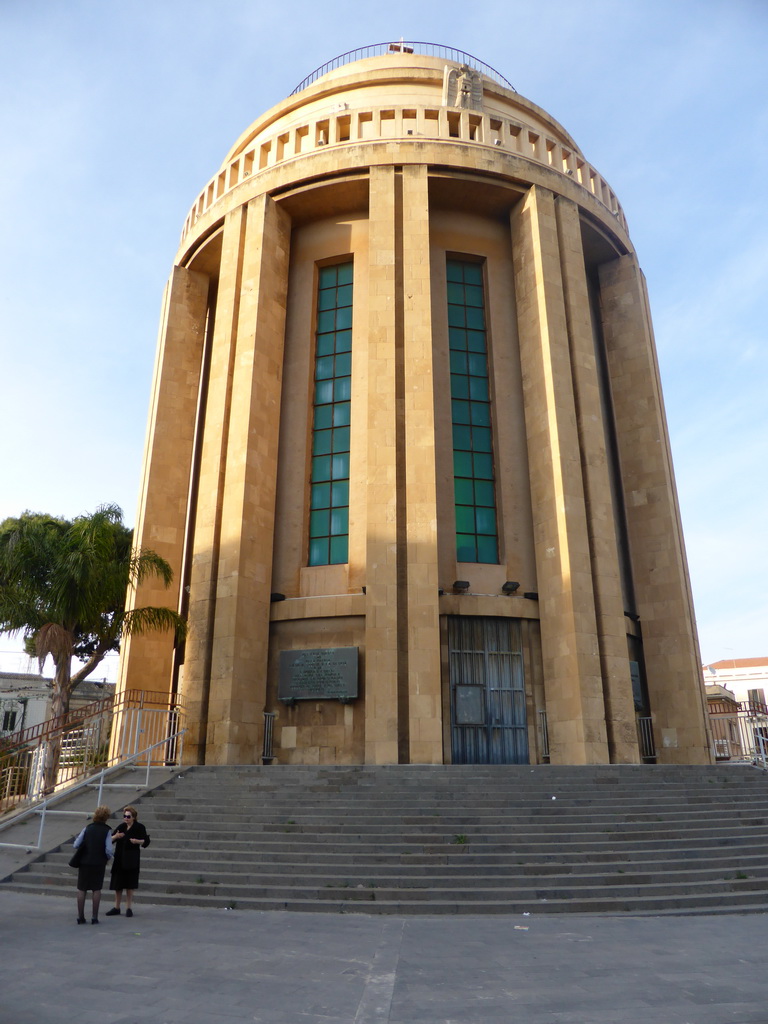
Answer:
[105,806,151,917]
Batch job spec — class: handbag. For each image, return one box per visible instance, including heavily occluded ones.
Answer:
[68,843,84,868]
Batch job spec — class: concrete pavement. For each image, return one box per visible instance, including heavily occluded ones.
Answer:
[1,890,766,1024]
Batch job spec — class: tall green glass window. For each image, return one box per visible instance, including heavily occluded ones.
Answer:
[447,259,499,564]
[308,261,353,565]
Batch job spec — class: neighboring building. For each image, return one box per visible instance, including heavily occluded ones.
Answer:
[0,670,114,736]
[703,659,768,707]
[117,43,710,767]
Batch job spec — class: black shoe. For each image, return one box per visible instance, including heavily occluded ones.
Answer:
[91,918,99,924]
[125,908,133,918]
[76,917,86,924]
[105,907,121,916]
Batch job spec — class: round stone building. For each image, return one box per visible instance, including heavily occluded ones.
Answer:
[117,43,711,767]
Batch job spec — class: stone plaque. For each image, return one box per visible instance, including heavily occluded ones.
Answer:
[279,647,359,702]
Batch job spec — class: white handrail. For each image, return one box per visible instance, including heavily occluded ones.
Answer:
[0,728,185,852]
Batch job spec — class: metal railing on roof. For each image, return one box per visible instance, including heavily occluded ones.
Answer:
[291,42,516,96]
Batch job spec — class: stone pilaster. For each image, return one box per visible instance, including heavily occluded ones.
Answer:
[117,265,208,704]
[402,165,443,764]
[364,165,400,764]
[511,185,609,764]
[599,255,711,764]
[554,196,639,763]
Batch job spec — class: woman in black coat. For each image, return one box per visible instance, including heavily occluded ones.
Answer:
[72,805,113,924]
[106,805,150,917]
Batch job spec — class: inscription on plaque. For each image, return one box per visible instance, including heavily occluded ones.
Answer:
[279,647,359,702]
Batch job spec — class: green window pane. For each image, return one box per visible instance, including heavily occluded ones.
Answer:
[333,402,350,426]
[318,266,337,287]
[466,306,485,330]
[314,379,334,405]
[472,426,492,453]
[453,450,473,477]
[452,400,470,425]
[313,429,332,456]
[310,508,330,537]
[329,535,348,563]
[475,480,495,506]
[476,507,497,535]
[446,261,463,283]
[334,377,351,402]
[452,424,472,451]
[473,452,494,480]
[456,536,477,561]
[465,284,484,307]
[316,334,335,356]
[334,352,352,377]
[450,350,468,375]
[331,452,349,479]
[454,477,474,504]
[315,355,335,380]
[311,482,330,509]
[311,455,331,482]
[314,405,332,429]
[447,305,466,328]
[335,329,352,352]
[449,327,467,350]
[463,263,483,285]
[333,426,350,452]
[450,375,469,399]
[467,330,486,353]
[476,535,499,563]
[309,538,328,565]
[337,262,353,285]
[330,507,349,536]
[337,283,353,306]
[468,352,488,377]
[469,376,489,402]
[447,281,465,304]
[470,402,490,426]
[331,479,349,506]
[455,505,476,533]
[317,309,336,333]
[336,306,353,330]
[317,288,336,311]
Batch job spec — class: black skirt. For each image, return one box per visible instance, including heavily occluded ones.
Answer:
[77,864,107,891]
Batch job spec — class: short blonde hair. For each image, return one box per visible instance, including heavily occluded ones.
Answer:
[93,805,110,823]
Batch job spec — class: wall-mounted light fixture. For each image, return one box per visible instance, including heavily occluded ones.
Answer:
[501,581,520,594]
[452,580,470,594]
[523,591,539,601]
[270,593,286,602]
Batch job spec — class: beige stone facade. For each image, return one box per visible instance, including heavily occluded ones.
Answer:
[117,47,711,766]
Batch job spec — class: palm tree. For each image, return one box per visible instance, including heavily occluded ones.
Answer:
[0,504,185,790]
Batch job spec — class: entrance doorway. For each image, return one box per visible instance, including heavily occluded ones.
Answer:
[448,616,529,764]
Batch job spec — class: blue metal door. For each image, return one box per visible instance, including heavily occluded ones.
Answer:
[449,616,528,764]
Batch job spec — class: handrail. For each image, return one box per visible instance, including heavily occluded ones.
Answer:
[291,42,516,95]
[0,727,186,852]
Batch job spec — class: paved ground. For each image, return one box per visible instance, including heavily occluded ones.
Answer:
[1,891,767,1024]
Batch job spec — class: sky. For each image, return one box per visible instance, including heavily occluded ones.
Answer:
[1,0,766,679]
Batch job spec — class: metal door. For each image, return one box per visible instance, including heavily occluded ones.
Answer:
[449,616,528,764]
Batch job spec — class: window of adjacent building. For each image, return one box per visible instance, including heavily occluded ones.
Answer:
[447,258,499,563]
[308,261,353,565]
[2,709,17,732]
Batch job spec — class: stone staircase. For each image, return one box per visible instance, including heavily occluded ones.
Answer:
[5,763,768,914]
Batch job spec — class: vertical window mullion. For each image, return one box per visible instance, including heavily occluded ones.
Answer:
[447,258,498,564]
[308,262,353,565]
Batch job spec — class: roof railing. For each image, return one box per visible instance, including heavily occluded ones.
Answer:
[291,41,515,96]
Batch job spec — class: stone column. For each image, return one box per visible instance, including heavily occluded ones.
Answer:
[182,206,249,764]
[554,196,639,763]
[511,185,609,764]
[599,255,711,764]
[364,165,400,763]
[204,194,291,764]
[402,165,443,764]
[117,265,208,703]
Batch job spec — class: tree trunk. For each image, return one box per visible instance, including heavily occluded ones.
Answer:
[41,654,73,795]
